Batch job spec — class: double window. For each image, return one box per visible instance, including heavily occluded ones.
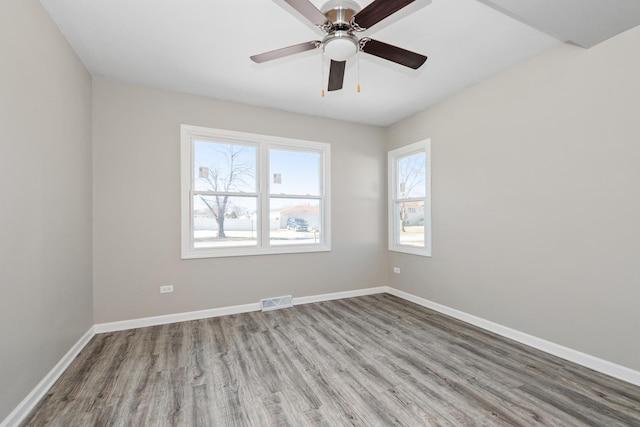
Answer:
[388,139,431,256]
[181,125,330,258]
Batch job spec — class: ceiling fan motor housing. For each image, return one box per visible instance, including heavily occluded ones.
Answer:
[321,0,361,26]
[321,0,362,61]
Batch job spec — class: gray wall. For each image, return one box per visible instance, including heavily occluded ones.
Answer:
[0,0,93,421]
[92,79,387,323]
[387,26,640,371]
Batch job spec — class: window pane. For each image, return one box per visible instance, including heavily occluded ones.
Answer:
[395,201,425,247]
[193,195,257,248]
[194,140,256,193]
[270,149,320,196]
[397,152,426,199]
[270,198,321,246]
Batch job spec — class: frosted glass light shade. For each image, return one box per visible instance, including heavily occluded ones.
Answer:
[323,35,358,61]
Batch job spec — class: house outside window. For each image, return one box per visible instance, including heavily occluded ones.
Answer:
[181,125,330,259]
[388,139,431,256]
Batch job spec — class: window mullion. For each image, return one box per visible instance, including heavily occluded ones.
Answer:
[193,191,259,197]
[260,144,270,248]
[269,194,322,199]
[395,196,426,204]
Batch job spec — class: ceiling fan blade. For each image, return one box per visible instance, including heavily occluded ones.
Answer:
[361,39,427,69]
[250,41,320,63]
[284,0,330,27]
[352,0,416,30]
[327,60,346,91]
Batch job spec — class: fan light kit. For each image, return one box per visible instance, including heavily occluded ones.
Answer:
[323,32,358,61]
[250,0,429,92]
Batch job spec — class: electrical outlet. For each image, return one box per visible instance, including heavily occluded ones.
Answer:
[160,285,174,294]
[393,267,400,274]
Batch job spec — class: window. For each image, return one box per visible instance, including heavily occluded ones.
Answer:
[388,139,431,256]
[181,125,330,258]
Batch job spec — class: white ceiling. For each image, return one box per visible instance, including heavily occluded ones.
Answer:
[478,0,640,48]
[39,0,562,126]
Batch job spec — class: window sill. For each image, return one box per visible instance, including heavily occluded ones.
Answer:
[389,245,431,257]
[182,244,331,259]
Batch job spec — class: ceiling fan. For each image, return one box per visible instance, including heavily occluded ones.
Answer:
[250,0,428,92]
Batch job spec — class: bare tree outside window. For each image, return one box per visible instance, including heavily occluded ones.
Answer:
[195,141,256,239]
[398,152,426,232]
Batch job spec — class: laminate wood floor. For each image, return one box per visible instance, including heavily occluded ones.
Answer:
[22,294,640,426]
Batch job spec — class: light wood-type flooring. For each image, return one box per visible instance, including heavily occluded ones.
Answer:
[21,294,640,426]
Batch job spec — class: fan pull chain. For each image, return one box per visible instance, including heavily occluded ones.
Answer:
[357,51,361,93]
[321,54,325,97]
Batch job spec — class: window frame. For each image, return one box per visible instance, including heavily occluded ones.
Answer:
[181,125,331,259]
[388,139,432,257]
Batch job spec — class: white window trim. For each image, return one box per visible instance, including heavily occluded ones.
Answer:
[388,139,432,257]
[181,125,331,259]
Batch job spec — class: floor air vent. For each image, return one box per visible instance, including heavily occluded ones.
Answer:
[260,295,293,312]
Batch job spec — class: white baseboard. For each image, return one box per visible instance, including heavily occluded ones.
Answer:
[94,302,261,333]
[385,287,640,388]
[293,286,388,306]
[94,286,388,333]
[0,327,96,427]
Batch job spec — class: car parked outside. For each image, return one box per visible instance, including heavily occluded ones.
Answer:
[286,217,309,232]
